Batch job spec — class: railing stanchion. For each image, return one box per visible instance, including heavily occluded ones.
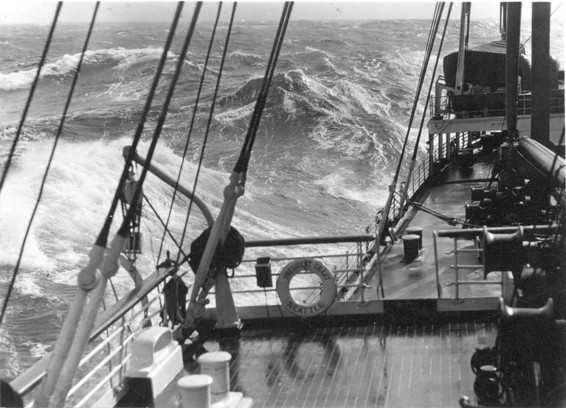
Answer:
[433,231,441,298]
[376,233,385,299]
[454,238,460,302]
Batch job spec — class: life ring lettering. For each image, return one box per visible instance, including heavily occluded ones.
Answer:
[276,259,337,317]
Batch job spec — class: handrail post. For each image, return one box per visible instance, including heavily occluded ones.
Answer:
[428,133,434,177]
[359,250,365,304]
[433,231,442,298]
[376,232,385,299]
[454,238,460,302]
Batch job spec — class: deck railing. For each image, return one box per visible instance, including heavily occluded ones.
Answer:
[219,234,378,306]
[432,230,511,302]
[12,234,380,406]
[432,225,558,303]
[368,150,435,235]
[433,76,565,118]
[12,128,480,406]
[12,267,173,407]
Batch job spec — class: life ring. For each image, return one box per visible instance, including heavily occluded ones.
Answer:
[276,259,337,317]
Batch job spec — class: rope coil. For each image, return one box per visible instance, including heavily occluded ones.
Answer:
[188,227,245,274]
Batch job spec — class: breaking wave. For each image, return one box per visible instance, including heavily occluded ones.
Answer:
[0,47,173,91]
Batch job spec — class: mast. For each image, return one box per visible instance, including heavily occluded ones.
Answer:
[454,2,471,95]
[531,2,551,147]
[505,2,521,147]
[500,3,507,40]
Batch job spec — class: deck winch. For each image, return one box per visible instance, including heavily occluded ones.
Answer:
[465,184,539,226]
[483,226,524,279]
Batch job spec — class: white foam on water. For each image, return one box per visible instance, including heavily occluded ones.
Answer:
[0,47,172,91]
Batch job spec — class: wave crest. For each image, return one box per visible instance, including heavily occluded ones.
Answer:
[228,50,263,66]
[0,47,170,91]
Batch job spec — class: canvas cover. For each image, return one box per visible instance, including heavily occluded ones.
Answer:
[443,40,532,92]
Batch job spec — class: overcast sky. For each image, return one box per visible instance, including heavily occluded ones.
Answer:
[0,1,519,25]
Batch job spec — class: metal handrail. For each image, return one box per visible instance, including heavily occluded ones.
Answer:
[64,298,161,406]
[11,265,173,403]
[75,360,129,408]
[433,75,564,118]
[432,225,558,302]
[227,241,373,302]
[245,234,375,247]
[11,130,447,406]
[433,230,505,301]
[12,236,380,406]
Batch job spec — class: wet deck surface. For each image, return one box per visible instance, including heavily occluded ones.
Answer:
[369,157,502,301]
[181,155,502,407]
[187,316,497,407]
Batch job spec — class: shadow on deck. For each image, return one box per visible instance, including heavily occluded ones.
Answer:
[185,313,497,408]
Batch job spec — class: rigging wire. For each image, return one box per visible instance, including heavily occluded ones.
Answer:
[0,2,61,195]
[156,2,225,264]
[417,2,442,99]
[398,3,451,209]
[235,2,294,177]
[33,11,202,402]
[402,193,476,228]
[410,3,451,163]
[465,2,471,49]
[175,3,239,266]
[424,3,443,66]
[118,3,203,239]
[392,3,442,185]
[143,195,189,260]
[0,2,99,326]
[375,1,443,236]
[180,2,294,269]
[183,2,294,326]
[521,3,563,47]
[95,2,185,248]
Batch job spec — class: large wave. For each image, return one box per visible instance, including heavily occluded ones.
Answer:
[0,47,174,92]
[4,17,562,377]
[213,67,403,165]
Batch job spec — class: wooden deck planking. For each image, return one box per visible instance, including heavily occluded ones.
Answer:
[188,318,497,407]
[181,160,505,407]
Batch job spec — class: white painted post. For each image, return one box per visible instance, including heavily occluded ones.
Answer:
[198,351,231,403]
[177,374,213,408]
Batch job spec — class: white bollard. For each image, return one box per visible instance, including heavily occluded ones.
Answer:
[177,374,213,408]
[197,351,231,402]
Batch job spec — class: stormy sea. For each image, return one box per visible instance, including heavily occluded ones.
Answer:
[0,6,563,379]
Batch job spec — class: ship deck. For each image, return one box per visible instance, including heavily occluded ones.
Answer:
[182,153,504,407]
[367,153,501,302]
[186,313,497,407]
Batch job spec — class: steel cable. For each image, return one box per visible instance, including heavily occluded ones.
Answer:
[95,2,185,247]
[118,3,203,238]
[175,3,239,266]
[0,4,62,195]
[1,2,99,326]
[156,2,226,264]
[234,1,294,176]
